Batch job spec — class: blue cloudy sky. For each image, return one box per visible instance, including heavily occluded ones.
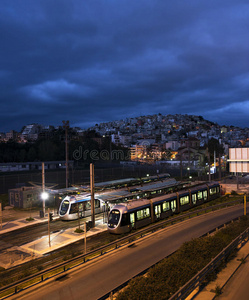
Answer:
[0,0,249,132]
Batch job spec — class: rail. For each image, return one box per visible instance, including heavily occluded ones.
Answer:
[0,198,245,299]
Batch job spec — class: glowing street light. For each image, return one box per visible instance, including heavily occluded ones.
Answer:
[41,191,49,218]
[41,192,49,201]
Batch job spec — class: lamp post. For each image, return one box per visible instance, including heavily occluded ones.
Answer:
[41,191,49,217]
[63,120,70,188]
[90,163,95,228]
[0,203,2,229]
[41,162,47,216]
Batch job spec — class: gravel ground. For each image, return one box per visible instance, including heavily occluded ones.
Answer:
[2,207,42,222]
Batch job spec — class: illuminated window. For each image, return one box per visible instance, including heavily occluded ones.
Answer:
[171,200,177,211]
[210,187,216,195]
[155,205,161,216]
[198,191,203,200]
[137,208,150,220]
[163,201,170,211]
[180,195,189,205]
[203,190,208,200]
[192,194,197,204]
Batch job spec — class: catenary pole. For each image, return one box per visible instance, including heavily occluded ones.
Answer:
[42,162,45,215]
[90,163,95,228]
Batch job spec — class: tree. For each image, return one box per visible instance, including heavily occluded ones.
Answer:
[207,138,224,161]
[27,147,37,161]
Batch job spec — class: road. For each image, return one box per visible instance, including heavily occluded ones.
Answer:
[11,204,247,300]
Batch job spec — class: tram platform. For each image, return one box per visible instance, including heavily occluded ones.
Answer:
[0,208,107,269]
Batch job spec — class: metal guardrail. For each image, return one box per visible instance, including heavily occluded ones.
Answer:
[0,198,245,299]
[169,226,249,300]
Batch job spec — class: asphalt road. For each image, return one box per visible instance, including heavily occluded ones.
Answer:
[11,204,247,300]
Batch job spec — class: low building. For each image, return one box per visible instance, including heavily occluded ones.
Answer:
[8,186,40,208]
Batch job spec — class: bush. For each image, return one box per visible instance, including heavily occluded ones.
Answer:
[74,228,84,233]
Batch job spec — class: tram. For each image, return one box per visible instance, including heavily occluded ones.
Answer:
[107,182,220,234]
[59,193,104,221]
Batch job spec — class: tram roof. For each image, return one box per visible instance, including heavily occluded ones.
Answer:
[137,178,178,192]
[49,187,81,194]
[94,178,137,188]
[96,190,131,201]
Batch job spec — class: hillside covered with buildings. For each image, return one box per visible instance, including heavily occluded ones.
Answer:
[0,114,248,173]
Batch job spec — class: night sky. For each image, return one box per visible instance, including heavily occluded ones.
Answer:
[1,0,249,132]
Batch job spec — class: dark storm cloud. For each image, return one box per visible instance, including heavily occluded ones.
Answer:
[0,0,249,132]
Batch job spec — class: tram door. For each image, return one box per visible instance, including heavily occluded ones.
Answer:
[130,213,135,229]
[155,205,161,218]
[171,200,176,212]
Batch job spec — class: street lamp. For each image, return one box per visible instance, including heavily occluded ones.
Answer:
[41,191,49,217]
[41,191,49,201]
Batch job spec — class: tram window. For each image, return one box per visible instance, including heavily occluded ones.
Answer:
[210,187,216,195]
[137,208,150,220]
[192,194,197,204]
[78,203,83,211]
[155,205,161,215]
[130,213,135,226]
[85,201,91,210]
[121,213,129,226]
[203,190,208,200]
[95,200,100,208]
[180,195,189,205]
[197,191,203,200]
[69,203,79,214]
[60,200,69,215]
[171,200,176,211]
[163,201,170,211]
[108,210,120,224]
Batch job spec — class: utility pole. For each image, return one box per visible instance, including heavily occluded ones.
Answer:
[48,208,51,247]
[63,120,69,188]
[218,152,222,181]
[208,152,211,182]
[90,163,95,228]
[84,221,87,254]
[42,162,45,215]
[244,194,247,216]
[0,203,2,229]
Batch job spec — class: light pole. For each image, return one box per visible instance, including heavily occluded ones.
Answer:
[90,163,95,228]
[48,208,51,247]
[0,203,2,229]
[41,191,49,217]
[63,120,70,188]
[42,162,46,215]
